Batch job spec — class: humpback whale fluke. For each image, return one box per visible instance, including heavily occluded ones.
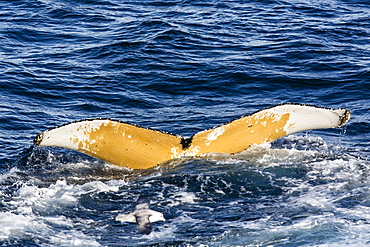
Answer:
[116,195,165,234]
[34,103,351,169]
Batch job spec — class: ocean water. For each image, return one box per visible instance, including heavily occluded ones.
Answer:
[0,0,369,246]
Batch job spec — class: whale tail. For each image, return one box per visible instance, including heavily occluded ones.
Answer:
[34,103,350,169]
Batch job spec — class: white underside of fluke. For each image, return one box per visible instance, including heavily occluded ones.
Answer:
[264,104,349,135]
[38,119,110,152]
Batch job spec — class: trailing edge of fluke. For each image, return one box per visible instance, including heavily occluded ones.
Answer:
[34,103,351,169]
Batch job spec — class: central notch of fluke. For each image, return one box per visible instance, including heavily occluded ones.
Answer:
[180,137,193,149]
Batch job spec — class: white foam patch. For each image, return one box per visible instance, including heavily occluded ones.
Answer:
[139,224,178,240]
[232,141,319,166]
[0,179,125,246]
[0,211,100,246]
[214,210,370,246]
[0,212,48,241]
[174,191,197,204]
[13,180,78,212]
[48,231,101,247]
[207,135,370,246]
[0,167,20,181]
[166,190,198,207]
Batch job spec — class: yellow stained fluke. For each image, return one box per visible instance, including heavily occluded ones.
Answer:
[79,121,184,169]
[34,104,351,169]
[189,111,290,155]
[34,119,183,169]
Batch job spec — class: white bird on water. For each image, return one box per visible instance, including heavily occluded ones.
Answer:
[116,195,165,234]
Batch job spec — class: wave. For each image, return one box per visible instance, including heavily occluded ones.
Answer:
[1,135,368,245]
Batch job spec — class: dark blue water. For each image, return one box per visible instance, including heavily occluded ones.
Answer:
[1,0,369,246]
